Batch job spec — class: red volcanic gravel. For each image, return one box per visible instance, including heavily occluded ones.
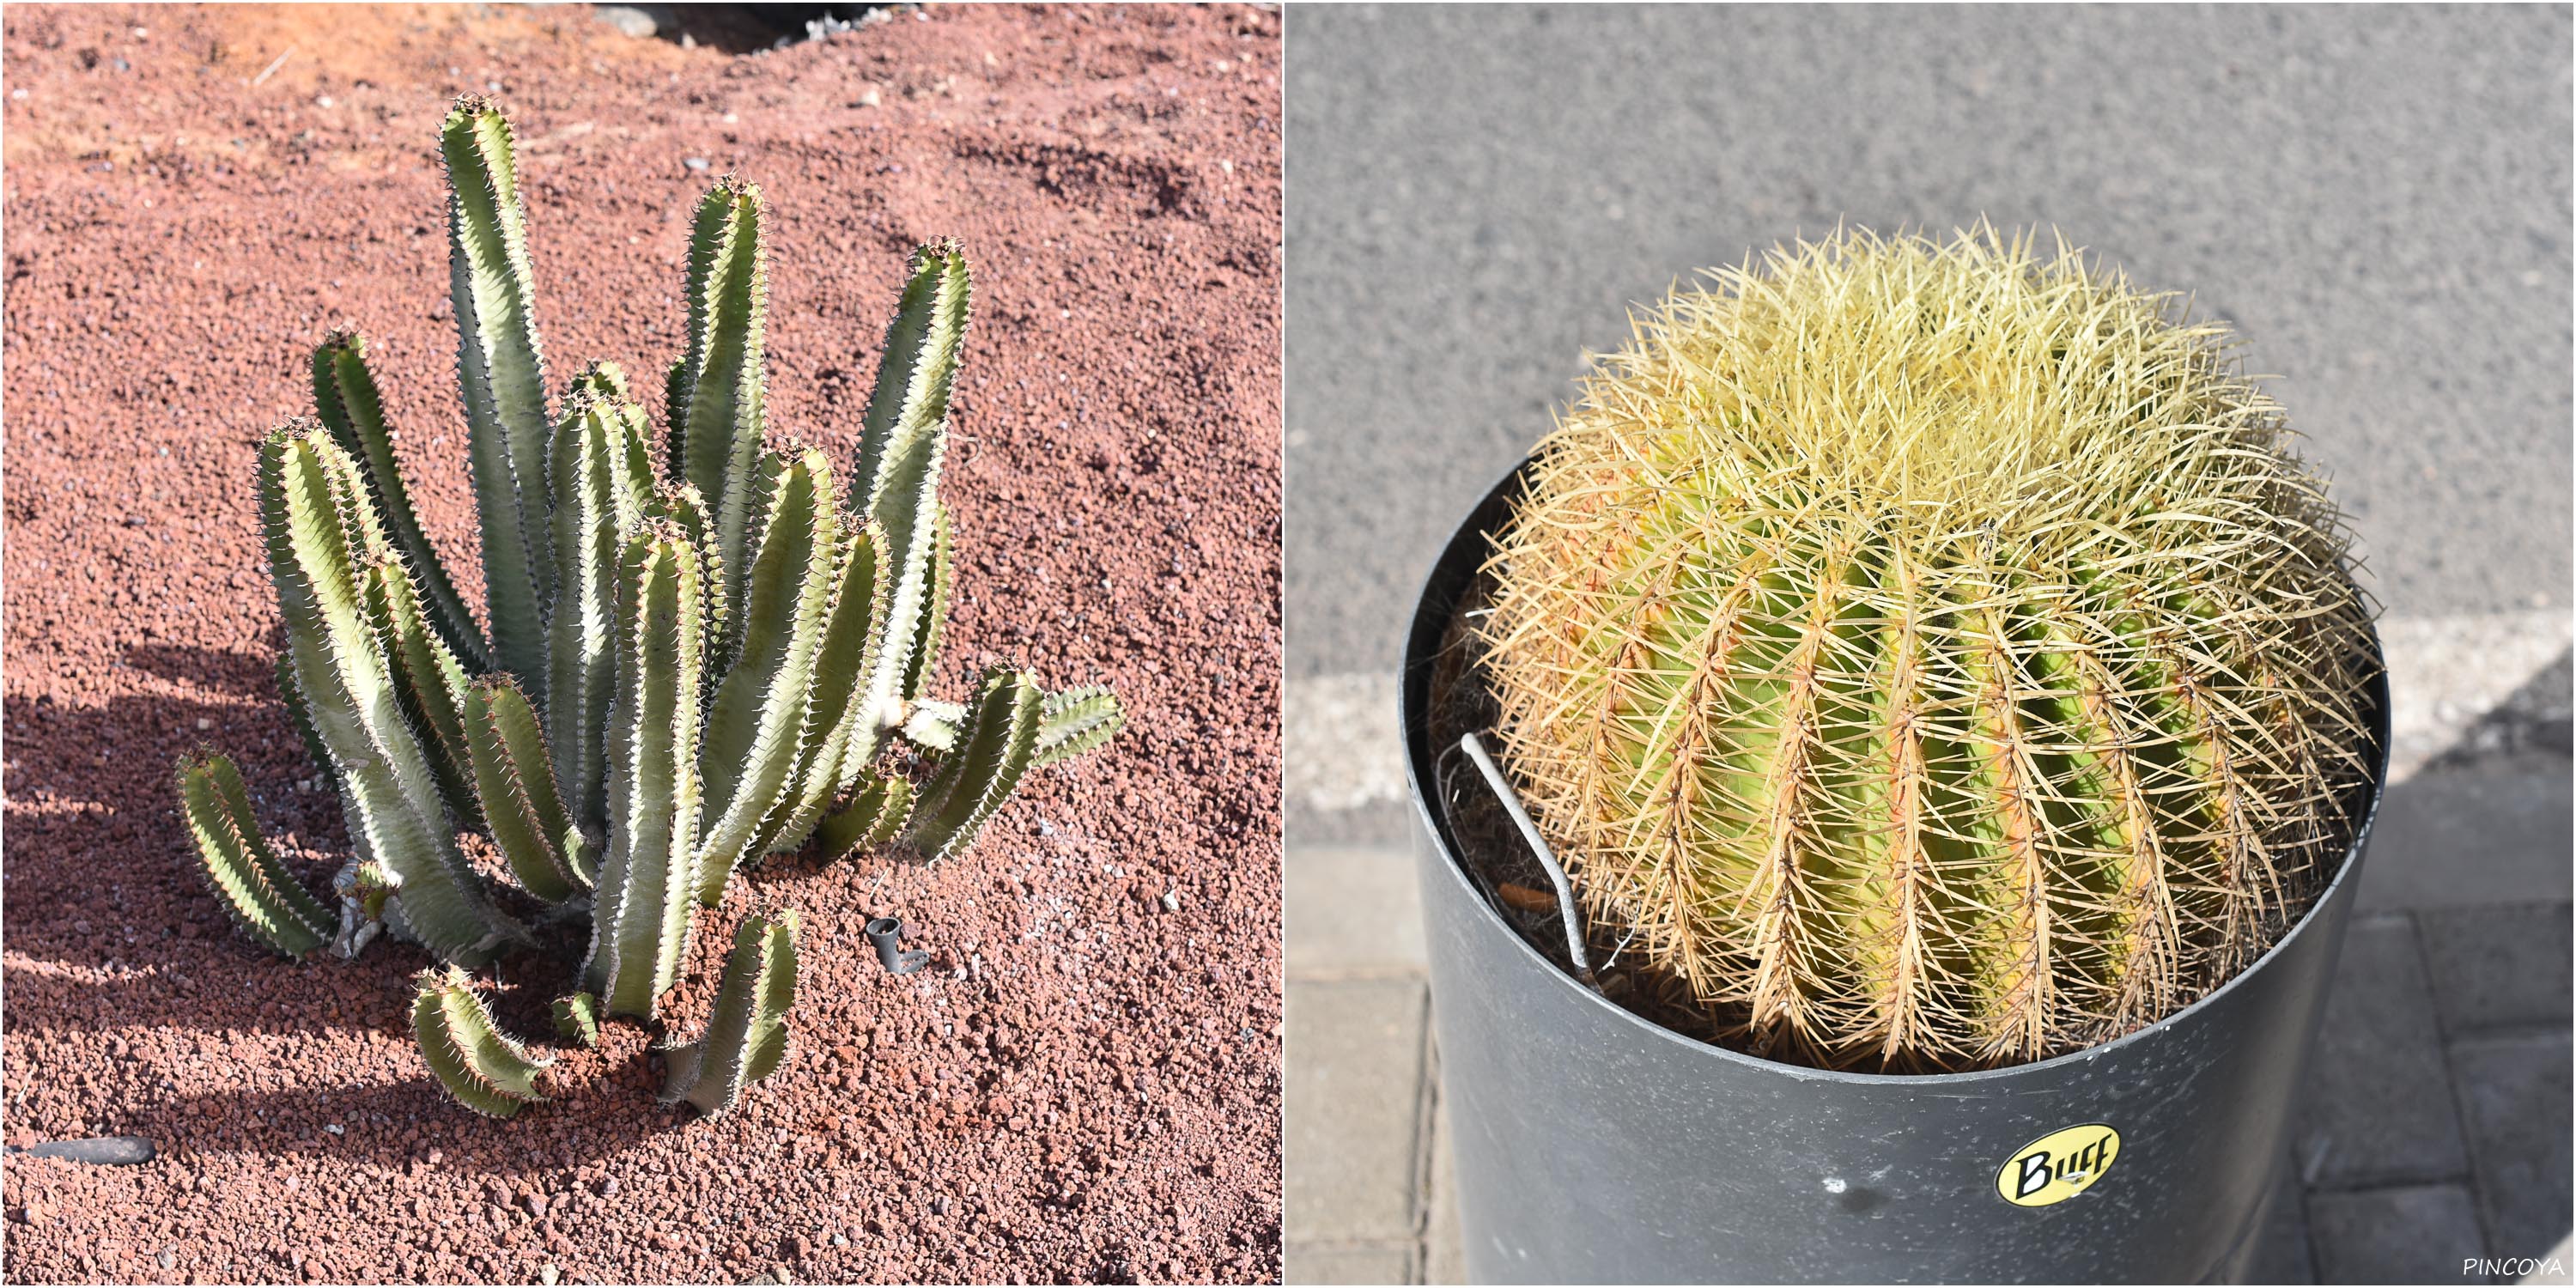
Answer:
[1,4,1283,1283]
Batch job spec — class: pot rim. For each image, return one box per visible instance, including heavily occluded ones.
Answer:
[1400,454,2395,1087]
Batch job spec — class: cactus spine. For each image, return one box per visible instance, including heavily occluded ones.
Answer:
[1480,228,2375,1072]
[660,908,799,1116]
[179,97,1123,1121]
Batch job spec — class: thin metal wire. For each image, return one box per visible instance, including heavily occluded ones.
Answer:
[1459,732,1597,987]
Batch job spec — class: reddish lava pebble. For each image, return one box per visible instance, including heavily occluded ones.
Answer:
[1,4,1283,1284]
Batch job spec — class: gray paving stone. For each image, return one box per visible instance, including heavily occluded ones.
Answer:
[1285,1242,1419,1285]
[2360,759,2573,913]
[2246,1155,2315,1285]
[2309,1184,2488,1285]
[1286,977,1433,1244]
[2418,902,2574,1036]
[2298,917,2472,1188]
[2451,1033,2575,1266]
[1288,846,1427,976]
[1425,1092,1461,1285]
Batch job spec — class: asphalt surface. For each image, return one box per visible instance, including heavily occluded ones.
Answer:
[1285,3,2573,683]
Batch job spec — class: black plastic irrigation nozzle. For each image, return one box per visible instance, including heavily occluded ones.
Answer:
[866,916,930,975]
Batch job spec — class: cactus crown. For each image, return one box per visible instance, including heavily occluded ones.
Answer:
[1480,226,2376,1073]
[179,97,1123,1119]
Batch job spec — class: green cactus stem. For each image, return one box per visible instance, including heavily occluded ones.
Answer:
[903,684,1126,768]
[849,240,972,738]
[463,677,593,902]
[413,967,552,1119]
[177,750,335,959]
[1479,227,2377,1072]
[263,422,523,965]
[756,519,886,858]
[545,388,657,836]
[897,503,953,705]
[695,448,841,906]
[660,908,799,1116]
[901,665,1042,862]
[311,331,488,669]
[441,95,554,691]
[582,520,707,1019]
[1031,685,1127,768]
[363,553,483,830]
[813,772,914,862]
[553,992,602,1048]
[668,179,770,636]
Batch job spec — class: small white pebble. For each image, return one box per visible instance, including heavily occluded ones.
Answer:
[1159,890,1182,913]
[194,718,213,732]
[1823,1176,1847,1194]
[324,1123,343,1136]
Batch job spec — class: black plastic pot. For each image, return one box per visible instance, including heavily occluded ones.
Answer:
[1401,461,2391,1285]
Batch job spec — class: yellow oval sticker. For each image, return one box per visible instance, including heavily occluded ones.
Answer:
[1996,1123,2122,1207]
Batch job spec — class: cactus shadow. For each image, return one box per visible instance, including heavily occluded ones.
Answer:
[133,1061,678,1174]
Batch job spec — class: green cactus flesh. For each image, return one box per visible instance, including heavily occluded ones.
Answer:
[177,750,335,959]
[901,666,1043,862]
[581,522,706,1020]
[1479,228,2376,1072]
[262,423,524,966]
[695,448,841,906]
[660,908,799,1116]
[813,772,914,862]
[413,967,552,1118]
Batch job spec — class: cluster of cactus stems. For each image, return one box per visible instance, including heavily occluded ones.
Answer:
[179,97,1121,1117]
[1480,227,2376,1073]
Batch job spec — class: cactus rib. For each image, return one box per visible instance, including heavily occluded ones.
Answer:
[660,908,799,1116]
[851,240,972,735]
[176,750,335,958]
[695,449,841,903]
[670,179,770,637]
[546,392,657,836]
[464,677,593,902]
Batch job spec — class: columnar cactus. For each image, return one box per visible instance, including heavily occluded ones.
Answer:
[177,96,1124,1119]
[1480,228,2376,1072]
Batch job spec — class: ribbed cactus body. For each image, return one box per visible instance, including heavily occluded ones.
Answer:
[660,908,799,1117]
[442,96,555,692]
[583,522,707,1019]
[181,96,1125,1121]
[260,424,524,966]
[1480,229,2374,1072]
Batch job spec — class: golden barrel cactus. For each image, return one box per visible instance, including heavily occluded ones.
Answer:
[1479,228,2377,1072]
